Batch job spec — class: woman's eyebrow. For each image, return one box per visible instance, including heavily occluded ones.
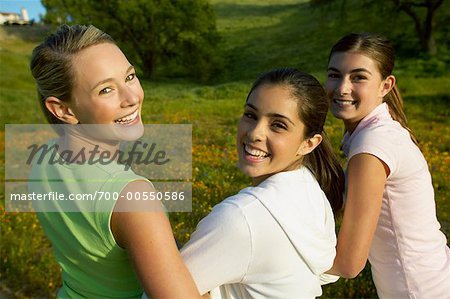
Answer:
[327,67,372,75]
[350,68,372,75]
[327,67,340,73]
[246,103,295,126]
[91,65,135,91]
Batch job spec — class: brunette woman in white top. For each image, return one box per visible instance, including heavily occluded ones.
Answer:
[325,32,450,299]
[181,68,344,299]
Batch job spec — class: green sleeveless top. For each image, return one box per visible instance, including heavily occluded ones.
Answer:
[29,142,147,298]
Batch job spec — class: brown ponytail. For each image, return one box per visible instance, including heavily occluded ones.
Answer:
[384,85,419,146]
[303,132,344,214]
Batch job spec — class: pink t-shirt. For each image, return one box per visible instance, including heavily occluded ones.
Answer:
[342,103,450,299]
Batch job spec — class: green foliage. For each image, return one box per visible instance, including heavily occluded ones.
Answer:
[361,0,445,55]
[41,0,223,81]
[309,0,337,6]
[0,207,61,298]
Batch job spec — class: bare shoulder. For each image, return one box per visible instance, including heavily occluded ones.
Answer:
[349,153,390,178]
[111,179,166,248]
[110,179,200,297]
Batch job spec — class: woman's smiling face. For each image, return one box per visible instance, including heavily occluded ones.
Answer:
[66,42,145,140]
[325,52,388,133]
[237,84,309,185]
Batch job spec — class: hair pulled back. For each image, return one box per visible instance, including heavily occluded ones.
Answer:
[30,24,114,124]
[329,33,418,145]
[248,68,344,214]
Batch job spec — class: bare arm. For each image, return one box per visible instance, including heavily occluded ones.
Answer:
[111,180,200,298]
[327,153,389,278]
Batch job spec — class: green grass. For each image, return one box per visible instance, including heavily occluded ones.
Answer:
[1,0,449,297]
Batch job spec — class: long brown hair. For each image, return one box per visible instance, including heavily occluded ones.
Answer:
[248,68,344,214]
[328,32,419,145]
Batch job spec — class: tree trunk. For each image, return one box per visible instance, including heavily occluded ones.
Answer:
[422,0,438,55]
[391,0,444,55]
[422,33,437,55]
[139,50,156,78]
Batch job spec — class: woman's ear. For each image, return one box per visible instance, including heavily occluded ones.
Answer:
[380,75,396,97]
[297,134,323,156]
[45,97,79,124]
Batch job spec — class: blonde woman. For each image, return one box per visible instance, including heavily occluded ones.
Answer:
[29,24,200,298]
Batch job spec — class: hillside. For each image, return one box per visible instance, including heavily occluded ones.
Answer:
[1,1,449,298]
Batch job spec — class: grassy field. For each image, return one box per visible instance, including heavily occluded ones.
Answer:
[1,0,449,298]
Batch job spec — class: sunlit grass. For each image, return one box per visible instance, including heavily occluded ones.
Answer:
[1,0,449,297]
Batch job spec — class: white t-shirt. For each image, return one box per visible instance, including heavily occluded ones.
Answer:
[342,103,450,299]
[181,167,338,299]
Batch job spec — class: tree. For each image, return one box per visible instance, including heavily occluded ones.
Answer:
[41,0,223,81]
[310,0,446,55]
[389,0,444,55]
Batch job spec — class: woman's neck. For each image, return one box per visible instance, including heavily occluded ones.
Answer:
[344,121,359,135]
[57,127,120,164]
[251,162,302,186]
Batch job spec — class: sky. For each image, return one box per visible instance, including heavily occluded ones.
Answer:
[0,0,46,22]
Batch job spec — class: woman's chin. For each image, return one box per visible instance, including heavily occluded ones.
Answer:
[111,122,145,141]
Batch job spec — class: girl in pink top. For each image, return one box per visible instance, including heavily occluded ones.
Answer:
[324,32,450,298]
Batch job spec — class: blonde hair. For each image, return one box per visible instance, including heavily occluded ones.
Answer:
[30,24,115,124]
[329,32,419,145]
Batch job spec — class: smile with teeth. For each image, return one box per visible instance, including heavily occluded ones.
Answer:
[114,110,139,124]
[244,144,270,159]
[334,99,356,106]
